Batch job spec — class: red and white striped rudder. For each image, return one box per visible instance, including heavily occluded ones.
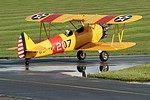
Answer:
[18,33,26,59]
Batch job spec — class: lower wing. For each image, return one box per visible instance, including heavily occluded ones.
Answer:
[78,42,136,51]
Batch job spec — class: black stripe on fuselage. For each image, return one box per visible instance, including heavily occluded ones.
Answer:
[75,42,90,50]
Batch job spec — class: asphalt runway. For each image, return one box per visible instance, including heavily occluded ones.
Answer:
[0,55,150,100]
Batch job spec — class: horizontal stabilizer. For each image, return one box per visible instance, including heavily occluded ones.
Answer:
[25,45,51,58]
[7,47,18,50]
[79,42,136,51]
[26,45,50,52]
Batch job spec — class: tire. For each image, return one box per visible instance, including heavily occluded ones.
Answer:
[77,66,86,77]
[99,51,109,62]
[77,51,86,60]
[77,66,86,72]
[100,65,109,72]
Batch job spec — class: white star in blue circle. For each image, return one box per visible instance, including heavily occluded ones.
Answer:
[114,15,132,22]
[32,13,49,20]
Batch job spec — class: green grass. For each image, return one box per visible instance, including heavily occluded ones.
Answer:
[88,64,150,82]
[0,0,150,58]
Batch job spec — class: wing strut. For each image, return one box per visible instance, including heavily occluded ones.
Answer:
[39,22,51,41]
[111,24,126,44]
[69,21,78,29]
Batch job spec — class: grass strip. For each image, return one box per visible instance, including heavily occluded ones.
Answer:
[88,64,150,82]
[0,0,150,58]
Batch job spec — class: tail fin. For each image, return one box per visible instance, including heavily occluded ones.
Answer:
[18,32,35,59]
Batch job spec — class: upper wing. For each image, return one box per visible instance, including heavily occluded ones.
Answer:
[25,13,142,24]
[78,42,136,51]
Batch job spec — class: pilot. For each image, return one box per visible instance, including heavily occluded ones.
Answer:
[65,30,73,36]
[100,25,109,39]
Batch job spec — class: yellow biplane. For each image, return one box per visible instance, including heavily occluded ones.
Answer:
[17,13,142,70]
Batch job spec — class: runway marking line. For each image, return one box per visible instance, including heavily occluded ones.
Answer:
[0,78,150,97]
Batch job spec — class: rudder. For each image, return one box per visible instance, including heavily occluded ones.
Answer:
[18,32,35,59]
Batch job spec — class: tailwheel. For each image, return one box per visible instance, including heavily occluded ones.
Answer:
[99,51,109,62]
[25,59,30,70]
[77,51,86,60]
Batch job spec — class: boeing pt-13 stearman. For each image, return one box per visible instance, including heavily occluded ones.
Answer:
[16,13,142,70]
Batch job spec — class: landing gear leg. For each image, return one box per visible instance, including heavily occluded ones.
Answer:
[99,51,109,62]
[25,58,30,70]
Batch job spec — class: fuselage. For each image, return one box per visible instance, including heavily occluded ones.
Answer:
[25,24,103,58]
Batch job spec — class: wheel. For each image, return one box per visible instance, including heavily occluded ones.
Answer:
[25,66,29,70]
[100,65,109,72]
[77,66,86,77]
[77,51,86,60]
[77,66,86,72]
[25,59,30,70]
[99,51,109,61]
